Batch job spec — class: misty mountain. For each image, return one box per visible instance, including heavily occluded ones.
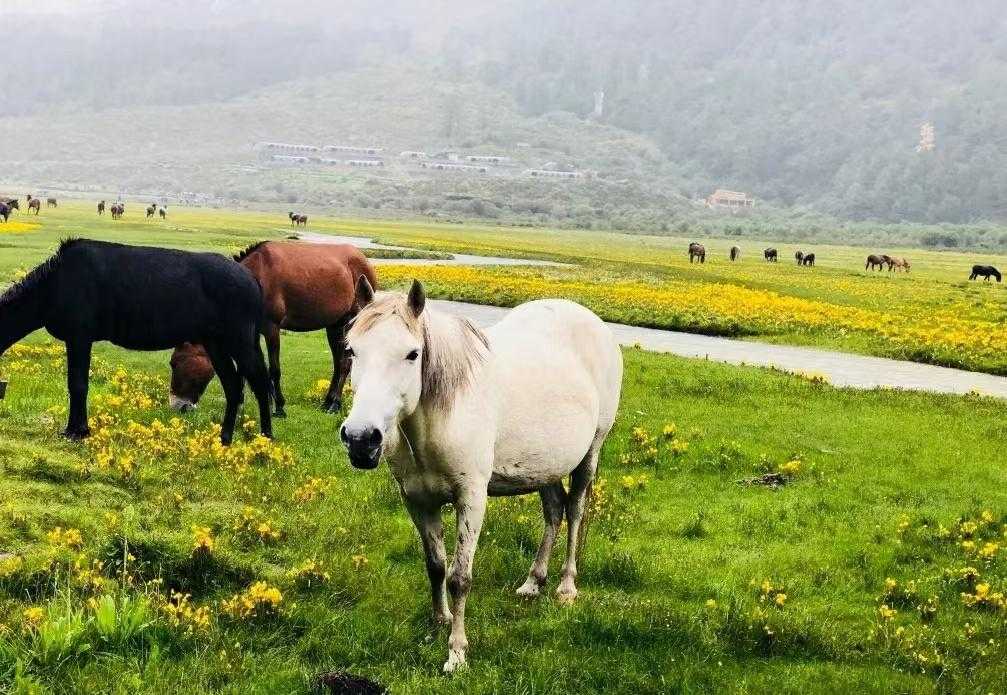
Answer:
[2,0,1005,225]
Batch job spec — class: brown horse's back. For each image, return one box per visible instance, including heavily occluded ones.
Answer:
[240,242,376,330]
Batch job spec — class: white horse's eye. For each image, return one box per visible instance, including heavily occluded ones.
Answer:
[406,349,420,362]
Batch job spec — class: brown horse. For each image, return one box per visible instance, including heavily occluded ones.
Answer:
[169,241,377,417]
[97,201,105,215]
[46,198,57,208]
[27,198,41,215]
[110,204,124,220]
[729,246,741,262]
[688,242,706,263]
[890,257,911,272]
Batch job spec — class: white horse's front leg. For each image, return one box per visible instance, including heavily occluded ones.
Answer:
[444,489,487,673]
[405,498,452,625]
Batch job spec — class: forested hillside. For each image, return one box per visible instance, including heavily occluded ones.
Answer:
[449,0,1007,223]
[2,0,1005,226]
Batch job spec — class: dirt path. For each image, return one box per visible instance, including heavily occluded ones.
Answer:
[435,300,1007,398]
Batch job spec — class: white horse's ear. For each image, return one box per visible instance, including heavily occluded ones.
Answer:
[356,275,375,308]
[408,280,425,317]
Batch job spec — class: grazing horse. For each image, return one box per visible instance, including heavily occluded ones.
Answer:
[288,212,308,227]
[97,201,105,215]
[46,198,57,208]
[27,198,41,215]
[0,239,272,443]
[801,252,816,267]
[688,242,706,263]
[169,241,377,417]
[970,265,1002,282]
[729,246,740,262]
[794,250,805,265]
[110,204,124,220]
[0,203,10,223]
[866,254,889,271]
[764,248,778,262]
[159,207,167,220]
[341,280,622,672]
[890,257,911,272]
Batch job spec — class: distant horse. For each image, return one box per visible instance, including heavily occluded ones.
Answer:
[764,248,778,262]
[970,265,1002,282]
[110,204,124,220]
[688,242,706,263]
[795,250,805,265]
[340,281,622,672]
[729,246,741,262]
[866,254,889,271]
[159,207,167,220]
[97,201,105,215]
[146,205,156,219]
[46,198,57,208]
[801,253,816,267]
[27,199,41,215]
[0,203,10,223]
[288,212,308,227]
[169,241,377,417]
[0,239,272,443]
[890,257,911,272]
[5,199,19,213]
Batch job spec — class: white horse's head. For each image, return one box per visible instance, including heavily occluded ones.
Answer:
[340,277,426,469]
[340,277,488,470]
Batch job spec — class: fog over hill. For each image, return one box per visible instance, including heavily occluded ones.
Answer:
[2,0,1005,229]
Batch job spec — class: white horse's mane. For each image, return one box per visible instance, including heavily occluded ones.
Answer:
[349,292,489,410]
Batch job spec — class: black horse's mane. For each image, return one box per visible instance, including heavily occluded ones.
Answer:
[0,238,81,308]
[234,240,270,263]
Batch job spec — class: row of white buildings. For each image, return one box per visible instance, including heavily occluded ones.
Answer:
[254,142,592,179]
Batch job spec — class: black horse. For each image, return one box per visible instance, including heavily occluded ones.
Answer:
[801,253,816,267]
[970,265,1002,282]
[0,203,10,223]
[764,248,778,262]
[0,239,273,444]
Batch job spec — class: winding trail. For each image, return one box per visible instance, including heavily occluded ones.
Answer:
[298,231,1007,399]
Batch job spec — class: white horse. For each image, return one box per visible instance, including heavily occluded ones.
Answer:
[340,279,623,672]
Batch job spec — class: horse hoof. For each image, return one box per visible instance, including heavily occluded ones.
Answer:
[442,651,467,674]
[434,610,453,626]
[62,427,91,441]
[273,409,287,419]
[516,579,542,598]
[325,401,342,414]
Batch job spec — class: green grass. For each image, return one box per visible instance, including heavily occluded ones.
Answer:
[0,204,1006,692]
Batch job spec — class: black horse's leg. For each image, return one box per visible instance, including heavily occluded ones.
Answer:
[264,322,285,418]
[64,340,92,440]
[323,320,350,413]
[231,339,273,440]
[204,342,243,445]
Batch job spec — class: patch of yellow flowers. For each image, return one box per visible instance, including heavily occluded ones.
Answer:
[220,581,283,620]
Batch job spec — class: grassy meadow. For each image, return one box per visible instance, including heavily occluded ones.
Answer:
[0,203,1006,693]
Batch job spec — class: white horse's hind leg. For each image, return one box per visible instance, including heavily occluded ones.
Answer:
[444,490,488,673]
[405,499,452,625]
[517,483,567,597]
[557,441,602,603]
